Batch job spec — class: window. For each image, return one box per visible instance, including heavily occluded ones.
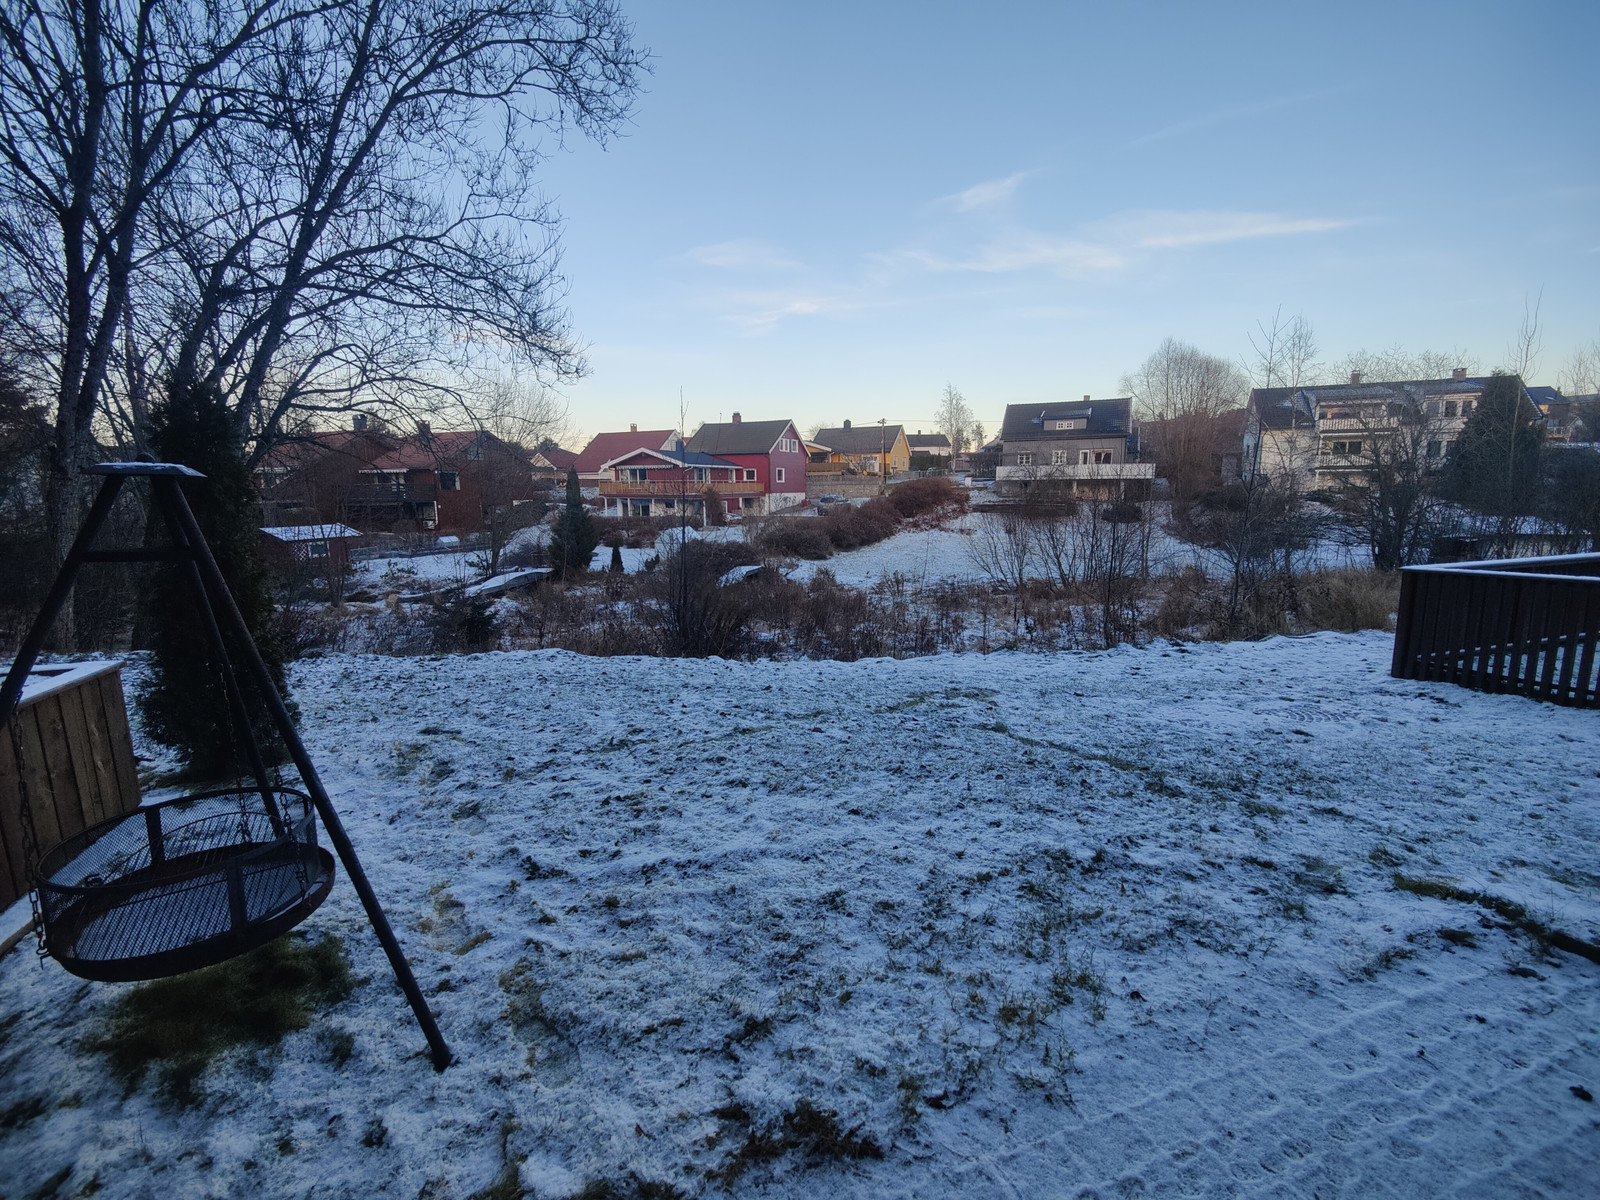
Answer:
[1426,440,1442,459]
[1077,450,1089,465]
[1461,400,1473,415]
[775,467,786,484]
[307,540,329,559]
[1327,440,1363,456]
[744,468,757,481]
[1425,400,1440,417]
[1093,450,1113,465]
[438,471,460,491]
[1016,452,1033,467]
[1444,401,1457,418]
[1052,419,1081,430]
[1054,450,1070,465]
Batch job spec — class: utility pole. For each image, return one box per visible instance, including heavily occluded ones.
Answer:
[879,418,887,487]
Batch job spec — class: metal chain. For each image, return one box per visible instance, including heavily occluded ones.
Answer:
[6,712,46,961]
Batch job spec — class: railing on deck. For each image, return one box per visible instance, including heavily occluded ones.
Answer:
[1391,553,1600,706]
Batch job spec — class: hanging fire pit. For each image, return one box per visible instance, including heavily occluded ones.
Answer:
[34,787,335,983]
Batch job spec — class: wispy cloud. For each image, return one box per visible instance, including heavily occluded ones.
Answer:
[952,172,1027,212]
[722,289,867,333]
[1127,86,1353,148]
[682,239,801,270]
[1101,209,1356,249]
[896,235,1123,277]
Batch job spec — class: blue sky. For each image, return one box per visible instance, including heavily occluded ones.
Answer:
[537,0,1599,442]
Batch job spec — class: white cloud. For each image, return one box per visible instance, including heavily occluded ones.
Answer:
[721,289,865,333]
[1103,209,1355,249]
[682,239,801,270]
[952,172,1027,212]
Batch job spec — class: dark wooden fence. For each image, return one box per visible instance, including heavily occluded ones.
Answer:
[1391,553,1600,706]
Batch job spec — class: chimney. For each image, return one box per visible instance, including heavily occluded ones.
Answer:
[630,423,637,433]
[732,412,741,423]
[1452,367,1467,382]
[417,420,431,439]
[1349,371,1362,385]
[843,419,852,430]
[1083,394,1091,402]
[352,413,367,432]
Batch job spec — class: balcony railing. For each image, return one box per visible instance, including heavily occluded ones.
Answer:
[597,479,766,496]
[995,462,1155,481]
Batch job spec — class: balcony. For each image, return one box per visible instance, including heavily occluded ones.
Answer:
[597,479,766,496]
[995,462,1155,482]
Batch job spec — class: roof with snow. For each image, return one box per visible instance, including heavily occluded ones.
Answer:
[812,424,906,455]
[685,419,796,456]
[260,524,361,542]
[572,429,679,474]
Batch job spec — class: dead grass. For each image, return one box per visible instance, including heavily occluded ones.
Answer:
[1392,873,1600,965]
[85,932,355,1108]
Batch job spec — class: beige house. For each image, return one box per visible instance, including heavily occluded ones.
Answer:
[1242,369,1549,490]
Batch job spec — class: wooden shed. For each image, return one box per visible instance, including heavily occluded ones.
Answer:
[0,661,142,912]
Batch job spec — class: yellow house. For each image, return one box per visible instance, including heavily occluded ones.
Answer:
[812,422,912,475]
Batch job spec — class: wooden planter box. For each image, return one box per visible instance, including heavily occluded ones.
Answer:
[0,661,141,910]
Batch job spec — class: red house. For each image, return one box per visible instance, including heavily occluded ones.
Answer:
[572,426,681,488]
[683,414,808,517]
[595,445,748,520]
[353,423,536,535]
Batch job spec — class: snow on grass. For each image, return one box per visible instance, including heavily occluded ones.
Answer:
[3,633,1598,1198]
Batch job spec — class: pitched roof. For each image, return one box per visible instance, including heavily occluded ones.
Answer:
[367,430,489,471]
[598,447,739,471]
[533,447,578,471]
[685,419,795,456]
[908,433,952,451]
[999,398,1132,442]
[257,429,395,473]
[1247,388,1316,431]
[812,424,905,455]
[573,429,679,474]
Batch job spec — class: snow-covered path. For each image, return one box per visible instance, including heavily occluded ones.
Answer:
[2,633,1597,1198]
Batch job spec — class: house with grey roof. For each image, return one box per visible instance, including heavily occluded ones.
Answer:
[995,396,1152,496]
[812,421,911,476]
[1243,369,1558,490]
[907,431,953,463]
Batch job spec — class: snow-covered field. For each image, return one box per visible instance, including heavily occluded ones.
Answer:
[3,633,1597,1198]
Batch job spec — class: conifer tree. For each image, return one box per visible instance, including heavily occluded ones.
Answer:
[1444,372,1544,518]
[549,466,597,576]
[140,378,291,778]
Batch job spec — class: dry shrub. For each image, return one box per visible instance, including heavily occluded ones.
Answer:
[1292,568,1397,633]
[756,519,834,560]
[885,475,964,518]
[1146,567,1209,639]
[820,497,899,550]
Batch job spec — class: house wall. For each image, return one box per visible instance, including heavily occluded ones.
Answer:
[1002,435,1128,467]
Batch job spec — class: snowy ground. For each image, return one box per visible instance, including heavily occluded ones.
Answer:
[3,633,1598,1198]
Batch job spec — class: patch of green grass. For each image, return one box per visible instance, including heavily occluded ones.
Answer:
[1437,928,1478,949]
[86,933,355,1108]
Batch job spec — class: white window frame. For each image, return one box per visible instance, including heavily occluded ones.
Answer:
[1016,452,1033,467]
[744,468,757,481]
[1053,450,1070,465]
[775,467,786,484]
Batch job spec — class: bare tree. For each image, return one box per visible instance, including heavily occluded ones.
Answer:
[0,0,643,646]
[1506,289,1545,382]
[1558,333,1600,397]
[934,383,976,455]
[1337,392,1454,570]
[966,508,1031,593]
[1332,345,1477,384]
[1121,337,1249,504]
[0,0,325,642]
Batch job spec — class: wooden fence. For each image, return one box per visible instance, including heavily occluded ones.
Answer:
[1391,553,1600,706]
[0,661,142,910]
